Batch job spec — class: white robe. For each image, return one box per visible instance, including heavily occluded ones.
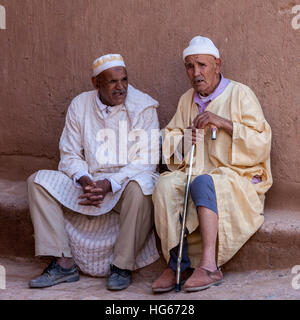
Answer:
[33,84,160,275]
[34,84,160,216]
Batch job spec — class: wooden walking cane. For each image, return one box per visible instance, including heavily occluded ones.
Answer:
[175,143,195,292]
[175,126,217,292]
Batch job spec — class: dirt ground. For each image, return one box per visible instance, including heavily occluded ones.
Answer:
[1,257,300,301]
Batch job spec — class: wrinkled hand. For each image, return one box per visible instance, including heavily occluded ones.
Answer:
[185,126,204,145]
[78,176,96,193]
[193,111,233,136]
[78,177,112,208]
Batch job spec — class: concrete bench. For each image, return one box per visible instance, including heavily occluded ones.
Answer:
[1,155,300,272]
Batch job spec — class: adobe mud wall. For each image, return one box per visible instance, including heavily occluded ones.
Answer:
[0,0,299,191]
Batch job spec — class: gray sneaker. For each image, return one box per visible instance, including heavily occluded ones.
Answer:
[29,260,80,288]
[107,264,131,291]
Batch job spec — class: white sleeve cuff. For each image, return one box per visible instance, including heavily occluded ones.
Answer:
[107,177,122,194]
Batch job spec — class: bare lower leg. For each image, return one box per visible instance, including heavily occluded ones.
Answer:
[57,256,75,269]
[197,206,218,272]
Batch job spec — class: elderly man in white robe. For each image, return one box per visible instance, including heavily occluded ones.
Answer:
[27,54,160,290]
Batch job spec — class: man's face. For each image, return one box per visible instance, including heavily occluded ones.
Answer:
[92,66,128,106]
[185,54,221,97]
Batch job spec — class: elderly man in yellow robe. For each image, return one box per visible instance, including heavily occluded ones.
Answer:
[152,36,272,293]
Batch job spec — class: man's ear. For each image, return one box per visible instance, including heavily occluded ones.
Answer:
[92,76,99,89]
[215,58,222,73]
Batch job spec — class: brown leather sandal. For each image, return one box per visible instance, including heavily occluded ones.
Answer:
[183,267,223,292]
[152,267,193,293]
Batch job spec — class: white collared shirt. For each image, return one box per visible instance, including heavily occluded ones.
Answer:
[72,94,122,193]
[95,94,125,119]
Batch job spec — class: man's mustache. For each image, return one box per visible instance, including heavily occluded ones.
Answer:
[193,76,205,84]
[112,89,127,95]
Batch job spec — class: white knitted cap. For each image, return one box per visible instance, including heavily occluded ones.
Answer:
[183,36,220,60]
[93,54,126,77]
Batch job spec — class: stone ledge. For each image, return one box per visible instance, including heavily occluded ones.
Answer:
[223,208,300,271]
[1,170,300,271]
